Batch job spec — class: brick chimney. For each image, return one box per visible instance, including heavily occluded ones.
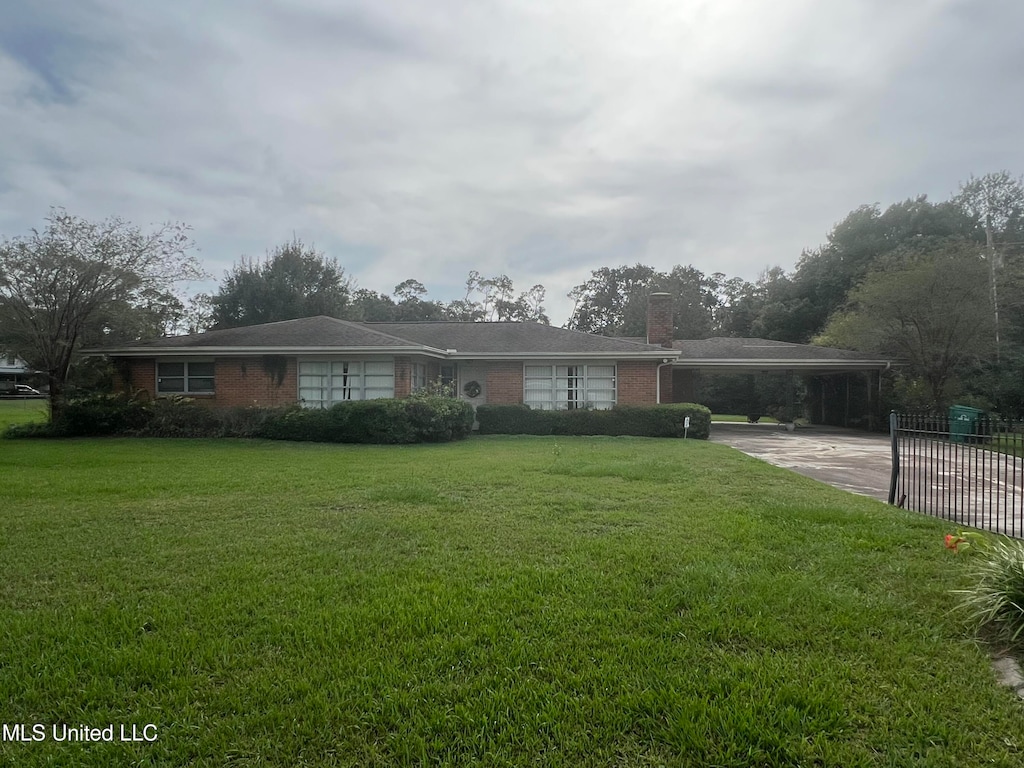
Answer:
[646,292,674,348]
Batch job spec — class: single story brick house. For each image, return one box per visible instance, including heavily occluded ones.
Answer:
[93,294,890,413]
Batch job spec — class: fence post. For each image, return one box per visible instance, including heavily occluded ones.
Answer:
[888,411,899,505]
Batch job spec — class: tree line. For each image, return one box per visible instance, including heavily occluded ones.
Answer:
[567,173,1024,414]
[200,242,550,329]
[2,171,1023,418]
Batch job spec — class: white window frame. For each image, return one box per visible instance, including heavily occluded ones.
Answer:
[156,359,215,395]
[298,359,395,408]
[524,362,617,410]
[411,362,427,393]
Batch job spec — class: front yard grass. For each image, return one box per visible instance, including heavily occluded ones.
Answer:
[1,435,1021,766]
[0,398,48,429]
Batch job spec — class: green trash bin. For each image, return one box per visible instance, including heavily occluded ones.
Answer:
[949,405,985,443]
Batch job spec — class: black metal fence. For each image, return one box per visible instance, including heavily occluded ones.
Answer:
[889,412,1024,537]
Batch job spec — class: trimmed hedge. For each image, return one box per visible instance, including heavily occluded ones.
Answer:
[136,397,224,437]
[258,397,474,444]
[473,405,559,435]
[3,392,475,445]
[59,393,153,436]
[6,394,706,441]
[475,403,711,439]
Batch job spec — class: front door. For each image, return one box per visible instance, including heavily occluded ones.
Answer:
[458,363,487,430]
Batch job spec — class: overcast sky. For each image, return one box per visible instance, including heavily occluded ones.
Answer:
[2,0,1022,324]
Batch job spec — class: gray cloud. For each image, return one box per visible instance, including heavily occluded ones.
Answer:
[2,0,1023,323]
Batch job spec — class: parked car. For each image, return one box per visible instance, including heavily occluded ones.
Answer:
[1,384,45,398]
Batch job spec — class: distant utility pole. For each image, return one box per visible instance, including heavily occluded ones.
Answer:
[984,217,1001,362]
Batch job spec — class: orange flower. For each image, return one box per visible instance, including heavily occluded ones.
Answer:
[945,534,966,553]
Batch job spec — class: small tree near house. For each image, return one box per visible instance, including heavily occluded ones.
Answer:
[0,209,204,421]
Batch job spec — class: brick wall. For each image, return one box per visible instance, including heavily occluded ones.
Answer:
[118,355,666,407]
[486,361,524,404]
[394,356,411,398]
[483,360,664,407]
[212,357,298,407]
[117,357,298,407]
[115,358,156,397]
[617,360,660,405]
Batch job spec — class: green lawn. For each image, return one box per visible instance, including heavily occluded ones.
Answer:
[0,398,48,428]
[2,435,1021,766]
[989,432,1024,457]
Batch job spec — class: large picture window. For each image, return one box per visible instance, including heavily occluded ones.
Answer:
[156,361,215,394]
[523,363,616,410]
[298,360,395,408]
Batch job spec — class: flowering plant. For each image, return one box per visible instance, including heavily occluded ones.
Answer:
[944,531,986,554]
[948,531,1024,644]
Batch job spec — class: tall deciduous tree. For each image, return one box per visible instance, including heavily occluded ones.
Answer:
[953,171,1024,358]
[567,264,718,339]
[350,288,398,321]
[817,240,994,407]
[507,284,549,324]
[567,264,657,336]
[760,197,976,342]
[0,210,202,418]
[444,271,549,323]
[210,238,351,328]
[391,280,447,321]
[955,172,1024,243]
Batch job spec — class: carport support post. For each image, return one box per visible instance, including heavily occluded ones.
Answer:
[785,370,795,422]
[887,411,899,505]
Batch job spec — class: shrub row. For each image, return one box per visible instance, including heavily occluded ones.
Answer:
[4,392,475,444]
[7,395,707,441]
[475,403,711,439]
[259,396,474,444]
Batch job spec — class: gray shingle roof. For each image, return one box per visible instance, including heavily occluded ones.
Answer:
[117,316,423,350]
[364,322,665,355]
[672,337,886,362]
[91,318,889,368]
[91,317,670,357]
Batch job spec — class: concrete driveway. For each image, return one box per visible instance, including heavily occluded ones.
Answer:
[709,422,893,502]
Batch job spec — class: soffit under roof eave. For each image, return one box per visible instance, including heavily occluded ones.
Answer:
[86,346,680,361]
[674,359,892,371]
[85,345,450,358]
[444,351,679,360]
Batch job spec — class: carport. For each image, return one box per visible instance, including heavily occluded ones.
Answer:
[669,337,892,428]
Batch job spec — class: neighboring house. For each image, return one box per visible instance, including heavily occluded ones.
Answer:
[0,353,35,392]
[90,294,891,414]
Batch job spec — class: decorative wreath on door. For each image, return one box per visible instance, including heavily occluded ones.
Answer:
[463,380,482,398]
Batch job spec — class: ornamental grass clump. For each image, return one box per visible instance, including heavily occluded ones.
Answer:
[950,532,1024,645]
